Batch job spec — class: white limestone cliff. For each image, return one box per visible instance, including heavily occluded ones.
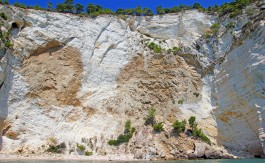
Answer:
[0,2,264,159]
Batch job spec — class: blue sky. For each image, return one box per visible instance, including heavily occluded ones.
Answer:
[9,0,234,12]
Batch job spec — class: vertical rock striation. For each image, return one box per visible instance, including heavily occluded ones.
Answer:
[0,3,264,159]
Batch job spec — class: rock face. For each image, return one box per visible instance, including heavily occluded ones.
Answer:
[0,2,264,159]
[213,17,265,156]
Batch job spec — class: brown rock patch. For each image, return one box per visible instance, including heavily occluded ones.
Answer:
[219,111,243,123]
[110,53,202,119]
[21,43,83,107]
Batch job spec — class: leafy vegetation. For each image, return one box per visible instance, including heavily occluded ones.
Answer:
[147,42,163,53]
[0,13,13,49]
[193,127,211,144]
[0,0,9,5]
[226,22,235,29]
[5,40,12,47]
[108,120,135,146]
[178,99,184,104]
[173,119,186,134]
[4,0,254,18]
[76,143,86,151]
[188,116,197,129]
[144,108,165,133]
[0,12,7,20]
[153,122,164,132]
[210,23,221,34]
[14,2,26,9]
[46,142,66,153]
[172,47,181,54]
[84,151,93,156]
[218,0,253,18]
[145,108,156,125]
[188,116,211,144]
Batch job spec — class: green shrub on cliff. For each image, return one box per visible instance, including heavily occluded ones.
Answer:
[145,108,156,125]
[76,143,86,151]
[0,0,8,5]
[0,12,7,20]
[108,120,135,146]
[46,142,66,153]
[5,40,12,48]
[210,23,221,34]
[153,122,164,132]
[188,116,197,129]
[193,127,211,144]
[188,116,211,144]
[178,99,184,104]
[173,119,186,134]
[226,22,235,29]
[218,0,253,17]
[148,42,163,53]
[85,151,93,156]
[14,2,26,9]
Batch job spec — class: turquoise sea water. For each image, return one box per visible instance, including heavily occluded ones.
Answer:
[0,159,265,163]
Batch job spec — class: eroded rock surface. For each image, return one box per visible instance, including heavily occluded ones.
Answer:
[0,2,264,159]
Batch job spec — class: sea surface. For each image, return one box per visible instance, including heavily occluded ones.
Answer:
[0,159,265,163]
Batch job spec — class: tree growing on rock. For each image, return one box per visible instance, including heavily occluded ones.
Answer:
[47,2,53,11]
[75,3,84,14]
[134,6,143,16]
[188,116,211,144]
[156,6,165,15]
[86,3,102,14]
[143,8,154,16]
[65,0,75,13]
[153,122,164,132]
[188,116,197,129]
[145,108,156,125]
[108,120,135,146]
[173,119,186,134]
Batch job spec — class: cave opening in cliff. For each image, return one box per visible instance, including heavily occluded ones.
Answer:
[11,22,18,28]
[10,22,19,38]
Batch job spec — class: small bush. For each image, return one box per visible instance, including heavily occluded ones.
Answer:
[108,139,118,146]
[210,23,221,34]
[193,127,211,144]
[4,32,10,39]
[48,137,58,145]
[226,22,235,29]
[145,108,156,125]
[46,142,66,153]
[108,120,135,146]
[5,40,12,48]
[148,42,163,53]
[178,99,184,104]
[76,143,86,151]
[117,134,132,143]
[173,119,186,133]
[153,122,164,132]
[229,9,241,18]
[246,8,254,16]
[90,12,100,18]
[188,116,211,144]
[243,21,252,28]
[0,12,7,20]
[172,47,181,53]
[124,120,132,134]
[188,116,197,129]
[85,151,93,156]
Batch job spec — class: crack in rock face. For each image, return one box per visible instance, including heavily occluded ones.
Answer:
[20,43,83,107]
